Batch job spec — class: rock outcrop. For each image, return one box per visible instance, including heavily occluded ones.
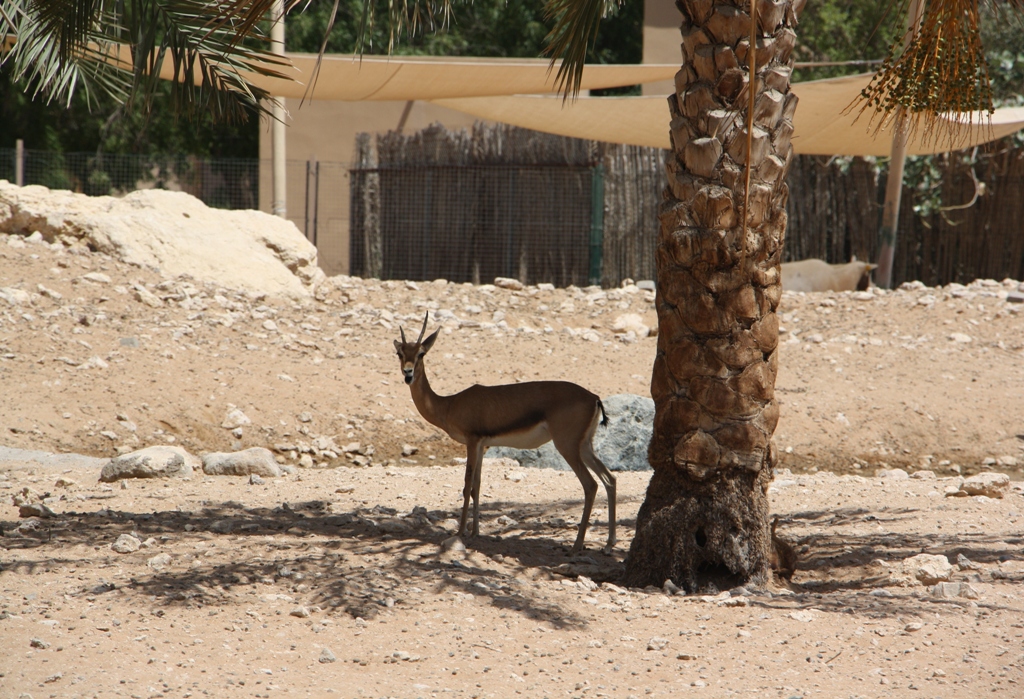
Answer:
[0,181,324,297]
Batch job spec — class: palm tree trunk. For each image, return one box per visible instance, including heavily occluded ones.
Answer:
[623,0,798,592]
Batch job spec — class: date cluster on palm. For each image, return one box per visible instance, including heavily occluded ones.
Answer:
[625,0,800,592]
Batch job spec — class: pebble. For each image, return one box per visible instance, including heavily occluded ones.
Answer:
[318,647,337,663]
[290,606,311,618]
[30,637,50,649]
[111,534,142,553]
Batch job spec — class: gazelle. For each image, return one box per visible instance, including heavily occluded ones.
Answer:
[394,313,617,554]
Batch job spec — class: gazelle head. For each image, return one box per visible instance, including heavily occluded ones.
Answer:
[394,313,440,385]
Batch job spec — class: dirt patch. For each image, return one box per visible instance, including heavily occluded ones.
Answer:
[2,233,1024,697]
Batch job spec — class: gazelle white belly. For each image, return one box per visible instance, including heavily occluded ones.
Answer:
[483,421,552,450]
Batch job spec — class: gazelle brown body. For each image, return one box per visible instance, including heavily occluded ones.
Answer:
[394,314,616,554]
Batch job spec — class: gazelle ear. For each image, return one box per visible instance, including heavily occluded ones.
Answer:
[393,339,402,352]
[421,328,441,353]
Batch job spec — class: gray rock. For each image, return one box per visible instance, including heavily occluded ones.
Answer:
[960,472,1010,498]
[18,502,56,519]
[111,534,141,553]
[489,393,653,471]
[201,447,281,477]
[30,637,50,649]
[221,407,251,430]
[99,446,198,482]
[931,582,980,599]
[318,647,337,664]
[249,473,265,485]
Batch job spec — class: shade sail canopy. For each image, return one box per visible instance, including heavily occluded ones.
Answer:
[434,73,1024,157]
[244,52,682,100]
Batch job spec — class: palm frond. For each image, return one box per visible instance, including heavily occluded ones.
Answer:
[858,0,997,145]
[543,0,617,99]
[1,0,298,122]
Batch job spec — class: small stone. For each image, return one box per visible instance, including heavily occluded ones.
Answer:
[902,553,953,585]
[878,468,909,480]
[440,536,466,556]
[956,553,977,570]
[663,579,681,595]
[949,332,973,343]
[290,606,311,618]
[494,277,525,291]
[931,582,980,599]
[221,407,251,430]
[147,553,172,570]
[298,453,314,469]
[298,411,313,423]
[904,622,924,632]
[318,647,337,663]
[647,637,669,651]
[111,534,142,553]
[100,446,199,482]
[505,470,526,483]
[30,637,51,649]
[18,502,56,519]
[81,272,112,284]
[202,447,281,477]
[249,474,265,485]
[401,444,419,457]
[961,472,1010,498]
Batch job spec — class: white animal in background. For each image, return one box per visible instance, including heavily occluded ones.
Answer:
[781,257,877,293]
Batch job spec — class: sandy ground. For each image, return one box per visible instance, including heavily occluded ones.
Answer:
[2,233,1024,698]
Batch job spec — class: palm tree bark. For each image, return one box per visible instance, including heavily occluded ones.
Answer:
[623,0,798,591]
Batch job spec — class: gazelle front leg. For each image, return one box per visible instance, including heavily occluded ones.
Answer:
[458,439,485,539]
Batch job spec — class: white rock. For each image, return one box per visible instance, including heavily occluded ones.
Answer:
[0,286,31,305]
[960,472,1010,498]
[0,182,323,297]
[647,637,670,651]
[221,407,251,429]
[611,313,650,338]
[81,272,112,284]
[202,448,282,477]
[147,553,172,570]
[111,534,142,553]
[902,553,953,585]
[401,444,419,457]
[100,446,199,482]
[878,468,909,480]
[494,277,525,291]
[949,333,973,343]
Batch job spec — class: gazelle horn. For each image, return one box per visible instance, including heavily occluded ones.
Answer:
[416,312,429,344]
[399,325,407,344]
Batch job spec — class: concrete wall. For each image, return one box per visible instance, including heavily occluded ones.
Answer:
[643,0,680,97]
[257,99,478,276]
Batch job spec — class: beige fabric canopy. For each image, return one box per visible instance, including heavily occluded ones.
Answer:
[134,47,1024,156]
[434,73,1024,157]
[245,52,682,100]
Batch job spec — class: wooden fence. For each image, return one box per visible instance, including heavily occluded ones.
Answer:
[350,124,1024,287]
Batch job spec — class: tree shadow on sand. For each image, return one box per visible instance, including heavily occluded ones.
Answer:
[0,493,639,628]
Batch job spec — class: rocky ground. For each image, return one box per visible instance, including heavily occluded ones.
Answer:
[2,229,1024,698]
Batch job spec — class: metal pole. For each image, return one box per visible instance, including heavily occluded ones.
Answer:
[588,163,605,286]
[875,0,923,289]
[15,139,24,186]
[271,0,287,218]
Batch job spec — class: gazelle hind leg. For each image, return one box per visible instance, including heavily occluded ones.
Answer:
[470,440,485,537]
[459,440,483,538]
[552,435,598,554]
[581,439,616,553]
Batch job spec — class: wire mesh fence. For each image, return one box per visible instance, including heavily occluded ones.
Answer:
[0,148,260,210]
[349,124,660,288]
